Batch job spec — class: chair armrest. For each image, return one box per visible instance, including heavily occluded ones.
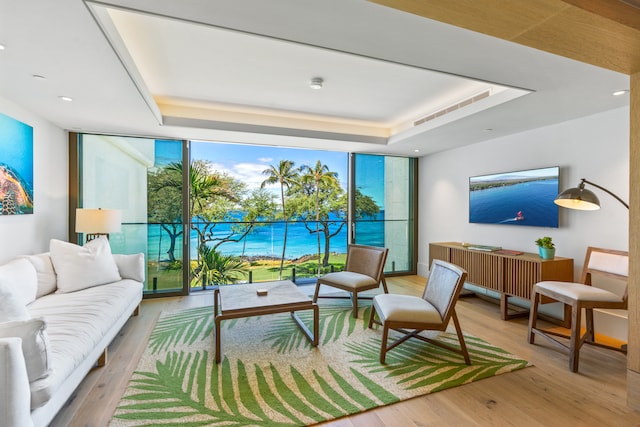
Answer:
[112,253,145,282]
[0,337,34,427]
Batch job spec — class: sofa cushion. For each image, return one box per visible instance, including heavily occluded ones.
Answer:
[27,279,142,409]
[0,279,30,322]
[0,258,37,306]
[0,318,50,383]
[50,237,121,293]
[19,253,57,297]
[113,253,145,282]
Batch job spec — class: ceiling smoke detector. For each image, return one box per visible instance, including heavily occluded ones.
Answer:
[309,77,323,90]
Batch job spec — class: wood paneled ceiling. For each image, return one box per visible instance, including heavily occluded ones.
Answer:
[371,0,640,75]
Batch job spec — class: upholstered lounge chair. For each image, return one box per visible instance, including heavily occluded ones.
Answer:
[313,244,388,318]
[368,259,470,364]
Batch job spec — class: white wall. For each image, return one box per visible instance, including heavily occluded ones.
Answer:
[0,96,68,263]
[419,106,629,340]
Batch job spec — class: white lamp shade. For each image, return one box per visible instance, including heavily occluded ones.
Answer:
[75,208,122,233]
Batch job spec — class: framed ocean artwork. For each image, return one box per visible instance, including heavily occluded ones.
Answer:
[469,166,559,228]
[0,112,34,215]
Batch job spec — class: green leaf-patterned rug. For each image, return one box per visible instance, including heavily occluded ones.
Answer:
[111,301,529,426]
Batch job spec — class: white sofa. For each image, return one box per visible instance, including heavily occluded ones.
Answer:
[0,237,144,427]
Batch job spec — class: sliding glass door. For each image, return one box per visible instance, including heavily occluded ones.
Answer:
[351,154,417,274]
[76,134,188,295]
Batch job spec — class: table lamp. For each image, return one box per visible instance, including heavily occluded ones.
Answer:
[75,208,122,242]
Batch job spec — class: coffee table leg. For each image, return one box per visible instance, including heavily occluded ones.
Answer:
[215,315,222,363]
[291,304,319,347]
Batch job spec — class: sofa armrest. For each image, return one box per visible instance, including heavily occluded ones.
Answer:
[112,253,145,282]
[0,337,34,427]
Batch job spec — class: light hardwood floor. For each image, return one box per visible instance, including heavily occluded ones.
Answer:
[51,276,640,426]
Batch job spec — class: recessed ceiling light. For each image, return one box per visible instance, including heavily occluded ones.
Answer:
[59,96,73,102]
[309,77,324,90]
[33,75,46,80]
[612,90,629,96]
[0,44,5,50]
[414,149,420,153]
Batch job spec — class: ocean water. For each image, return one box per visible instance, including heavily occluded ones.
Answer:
[146,219,385,261]
[469,180,559,227]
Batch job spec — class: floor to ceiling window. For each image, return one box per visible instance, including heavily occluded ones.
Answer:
[76,134,187,295]
[74,134,417,296]
[189,141,349,286]
[352,154,416,274]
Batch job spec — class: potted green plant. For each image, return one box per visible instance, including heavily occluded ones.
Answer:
[535,236,556,260]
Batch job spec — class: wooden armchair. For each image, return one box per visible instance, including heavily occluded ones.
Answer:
[313,244,389,318]
[368,259,470,364]
[528,246,628,372]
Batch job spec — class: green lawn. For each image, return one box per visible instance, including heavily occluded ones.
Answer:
[145,253,347,292]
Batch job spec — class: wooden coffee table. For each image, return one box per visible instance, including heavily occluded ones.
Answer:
[214,280,319,363]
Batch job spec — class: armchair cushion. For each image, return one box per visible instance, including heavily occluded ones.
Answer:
[535,281,625,302]
[319,271,377,290]
[50,238,121,293]
[373,294,443,324]
[0,318,50,383]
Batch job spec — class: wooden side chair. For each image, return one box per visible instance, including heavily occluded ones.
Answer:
[313,244,389,318]
[368,259,470,364]
[528,246,628,372]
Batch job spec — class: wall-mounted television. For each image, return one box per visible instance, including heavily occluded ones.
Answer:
[469,166,559,227]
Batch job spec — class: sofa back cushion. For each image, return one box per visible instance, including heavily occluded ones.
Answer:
[0,318,50,383]
[112,253,145,282]
[19,252,57,297]
[0,279,30,321]
[0,258,37,306]
[50,237,122,293]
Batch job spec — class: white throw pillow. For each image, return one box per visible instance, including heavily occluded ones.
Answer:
[50,237,122,293]
[19,253,57,297]
[0,279,30,322]
[0,258,37,306]
[112,253,145,282]
[0,318,51,383]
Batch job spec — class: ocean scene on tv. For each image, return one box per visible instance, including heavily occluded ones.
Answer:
[469,167,559,227]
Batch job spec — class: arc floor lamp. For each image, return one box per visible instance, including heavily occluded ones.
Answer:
[554,178,629,211]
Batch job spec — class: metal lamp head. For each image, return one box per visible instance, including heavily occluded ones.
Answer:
[554,180,601,211]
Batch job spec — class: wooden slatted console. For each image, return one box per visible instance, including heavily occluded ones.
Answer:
[429,242,574,322]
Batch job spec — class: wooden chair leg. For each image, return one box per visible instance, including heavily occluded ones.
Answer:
[570,303,582,373]
[313,282,321,303]
[452,310,471,365]
[368,303,377,329]
[380,324,389,364]
[528,291,541,344]
[352,291,359,318]
[585,308,595,343]
[381,277,389,294]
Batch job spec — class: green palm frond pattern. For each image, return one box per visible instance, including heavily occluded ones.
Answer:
[112,303,529,426]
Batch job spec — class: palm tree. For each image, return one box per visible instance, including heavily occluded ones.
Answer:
[299,161,339,275]
[190,245,248,288]
[261,160,298,279]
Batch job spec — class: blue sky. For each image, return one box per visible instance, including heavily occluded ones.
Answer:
[470,166,559,183]
[190,141,349,192]
[155,139,385,206]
